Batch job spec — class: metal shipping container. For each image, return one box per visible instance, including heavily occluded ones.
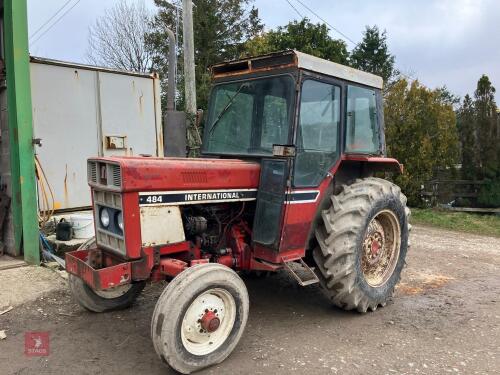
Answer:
[30,57,163,210]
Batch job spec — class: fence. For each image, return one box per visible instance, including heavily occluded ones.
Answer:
[421,180,500,213]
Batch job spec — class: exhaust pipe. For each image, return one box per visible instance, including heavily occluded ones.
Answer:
[163,28,187,157]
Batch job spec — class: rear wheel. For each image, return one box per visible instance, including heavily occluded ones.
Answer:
[313,178,410,312]
[68,237,145,313]
[151,263,249,374]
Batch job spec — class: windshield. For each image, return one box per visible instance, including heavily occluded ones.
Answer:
[203,75,295,156]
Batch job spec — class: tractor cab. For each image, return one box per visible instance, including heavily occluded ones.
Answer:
[205,50,385,164]
[203,50,394,253]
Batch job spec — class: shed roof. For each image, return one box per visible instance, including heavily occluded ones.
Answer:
[30,56,158,80]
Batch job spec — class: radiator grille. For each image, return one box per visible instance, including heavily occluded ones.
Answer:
[181,171,208,183]
[110,164,122,188]
[88,161,97,184]
[87,161,122,190]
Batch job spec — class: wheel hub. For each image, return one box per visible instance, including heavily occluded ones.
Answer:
[200,310,220,332]
[371,239,381,255]
[361,210,401,287]
[364,224,385,265]
[181,288,236,356]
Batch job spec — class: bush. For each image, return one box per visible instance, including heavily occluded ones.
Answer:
[384,80,459,207]
[478,179,500,208]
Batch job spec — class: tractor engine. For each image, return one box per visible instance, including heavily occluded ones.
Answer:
[181,203,254,262]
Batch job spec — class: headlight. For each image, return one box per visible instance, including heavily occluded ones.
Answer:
[116,211,124,231]
[100,208,110,228]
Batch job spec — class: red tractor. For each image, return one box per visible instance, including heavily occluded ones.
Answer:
[66,50,410,374]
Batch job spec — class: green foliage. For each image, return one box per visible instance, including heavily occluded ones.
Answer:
[478,179,500,207]
[350,26,395,83]
[411,208,500,237]
[457,94,477,180]
[384,79,460,206]
[457,75,499,181]
[243,18,349,64]
[147,0,263,111]
[435,86,461,107]
[474,75,498,178]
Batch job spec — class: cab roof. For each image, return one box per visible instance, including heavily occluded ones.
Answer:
[211,50,383,89]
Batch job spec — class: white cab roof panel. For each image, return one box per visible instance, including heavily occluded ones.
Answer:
[294,51,383,89]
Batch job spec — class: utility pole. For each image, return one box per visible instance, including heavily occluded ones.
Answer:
[182,0,196,116]
[182,0,200,156]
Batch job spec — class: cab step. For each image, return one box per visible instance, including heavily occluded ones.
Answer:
[283,258,319,286]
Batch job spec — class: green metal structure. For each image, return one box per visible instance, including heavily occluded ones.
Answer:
[3,0,39,264]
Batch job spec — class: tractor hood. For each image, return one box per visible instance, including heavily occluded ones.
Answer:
[89,156,261,192]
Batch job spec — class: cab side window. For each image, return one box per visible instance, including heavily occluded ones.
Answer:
[345,85,380,154]
[294,80,341,187]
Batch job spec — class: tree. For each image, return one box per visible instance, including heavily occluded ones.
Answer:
[456,76,500,207]
[384,79,460,206]
[244,18,349,64]
[457,94,478,180]
[435,86,461,108]
[474,74,498,178]
[86,0,154,72]
[350,26,395,83]
[147,0,263,110]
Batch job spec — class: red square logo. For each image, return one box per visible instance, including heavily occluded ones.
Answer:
[25,332,50,357]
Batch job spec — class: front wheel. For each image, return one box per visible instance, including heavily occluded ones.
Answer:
[151,263,249,374]
[68,237,145,312]
[313,178,410,312]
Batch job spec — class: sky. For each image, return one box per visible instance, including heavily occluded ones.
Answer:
[27,0,500,101]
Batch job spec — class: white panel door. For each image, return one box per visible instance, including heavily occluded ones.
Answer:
[31,63,99,209]
[98,72,159,157]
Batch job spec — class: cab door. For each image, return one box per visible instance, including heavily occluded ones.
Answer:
[252,158,291,249]
[280,78,343,251]
[251,84,295,250]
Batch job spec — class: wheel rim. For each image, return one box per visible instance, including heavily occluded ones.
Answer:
[361,210,401,287]
[94,285,132,299]
[181,288,236,356]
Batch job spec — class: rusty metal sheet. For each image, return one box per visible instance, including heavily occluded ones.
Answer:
[211,50,384,89]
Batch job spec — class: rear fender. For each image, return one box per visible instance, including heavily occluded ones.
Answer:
[302,156,403,251]
[341,155,403,174]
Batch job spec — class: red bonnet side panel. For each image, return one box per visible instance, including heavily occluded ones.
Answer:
[92,157,261,192]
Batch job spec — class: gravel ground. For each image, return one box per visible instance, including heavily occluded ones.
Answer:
[0,265,66,309]
[0,225,499,375]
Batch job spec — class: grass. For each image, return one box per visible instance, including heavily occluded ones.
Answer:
[411,208,500,237]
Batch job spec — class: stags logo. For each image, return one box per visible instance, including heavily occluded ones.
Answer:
[25,332,50,356]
